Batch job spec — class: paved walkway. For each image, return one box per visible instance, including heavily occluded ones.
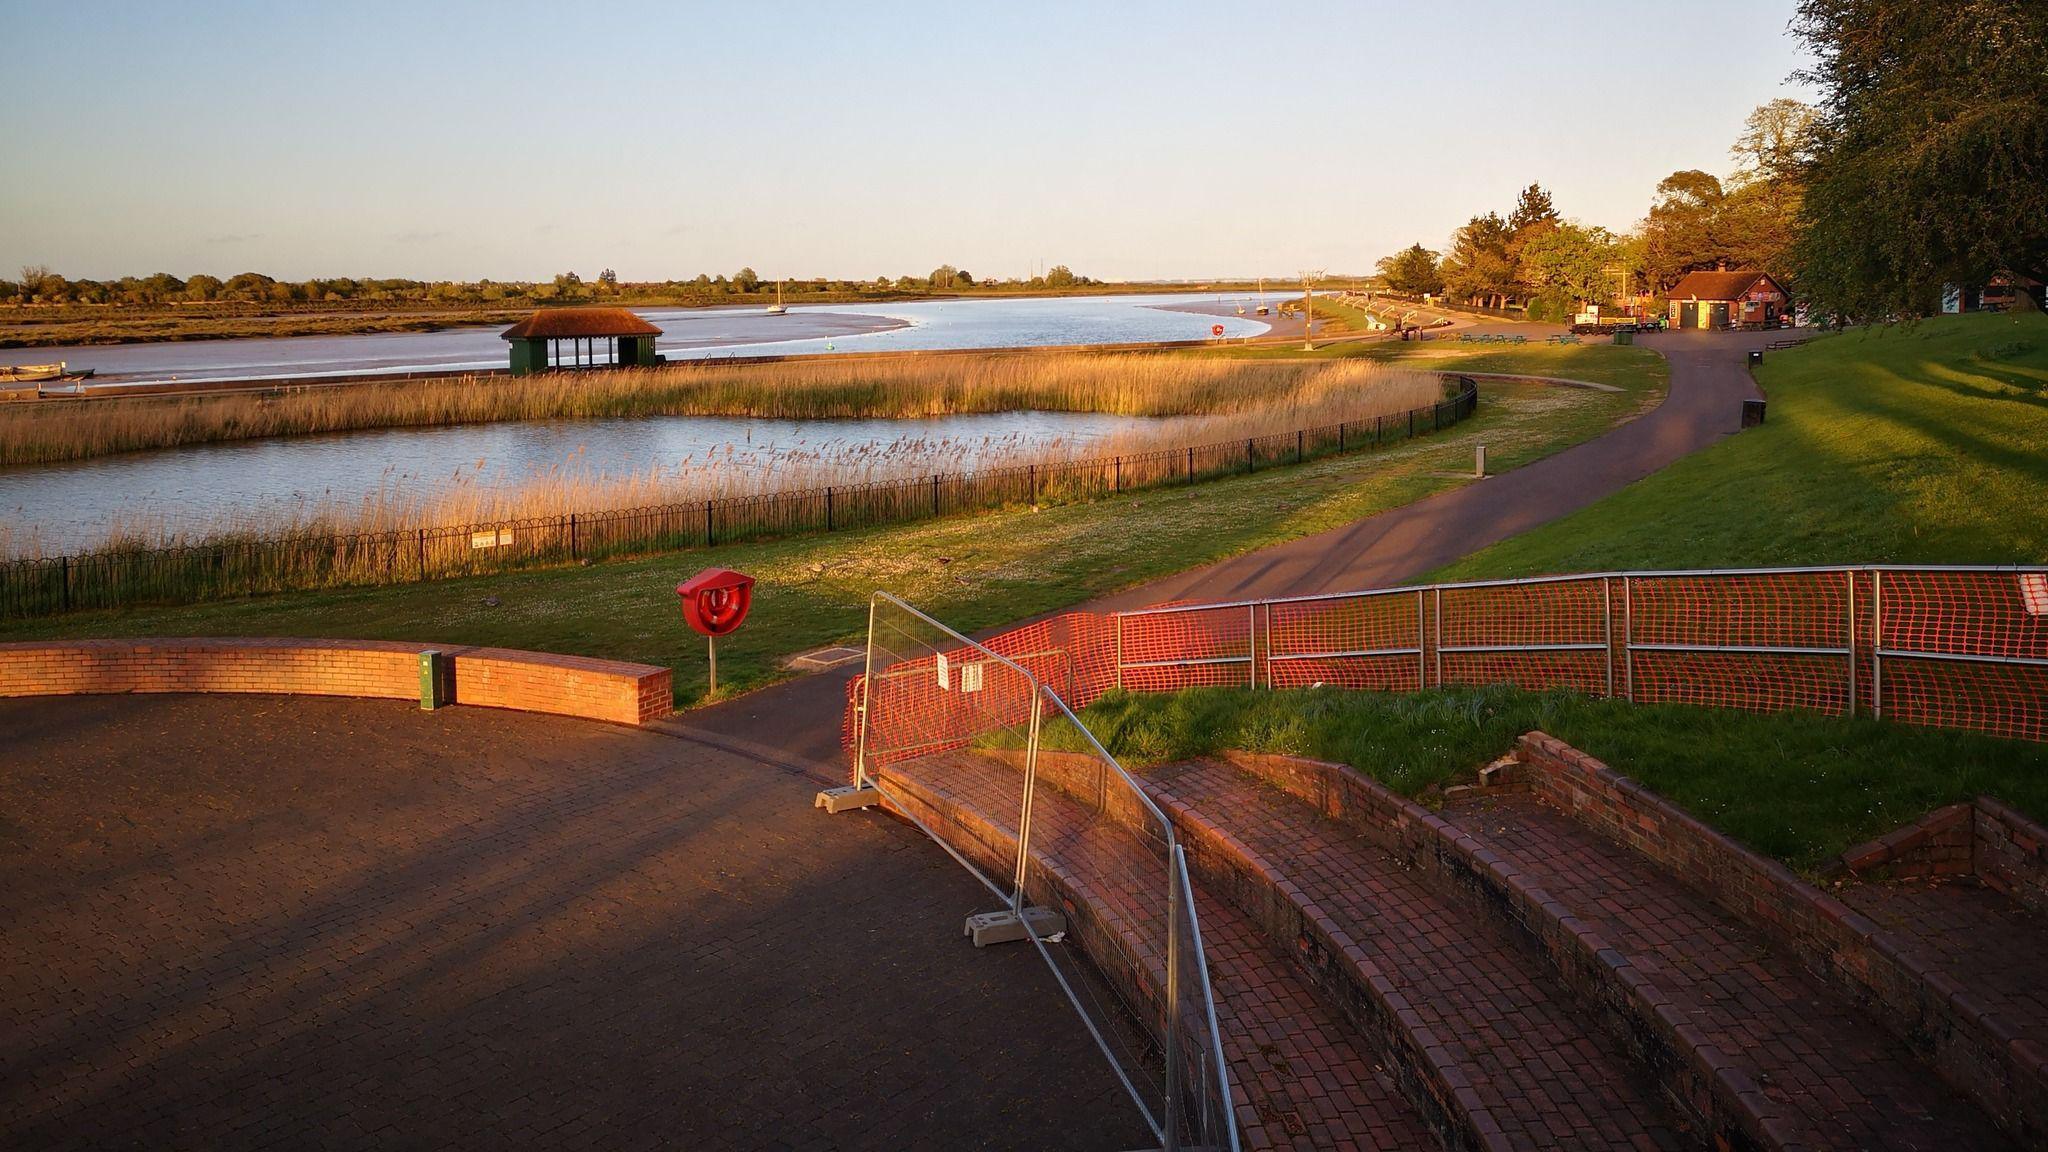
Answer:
[0,695,1146,1151]
[691,329,1773,769]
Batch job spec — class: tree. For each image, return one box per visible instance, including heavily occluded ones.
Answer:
[183,274,222,302]
[1640,170,1729,292]
[1731,98,1819,187]
[732,267,761,293]
[1440,213,1518,307]
[929,264,961,289]
[1507,184,1559,234]
[1376,244,1445,295]
[1045,265,1077,287]
[1519,222,1618,305]
[1791,0,2048,319]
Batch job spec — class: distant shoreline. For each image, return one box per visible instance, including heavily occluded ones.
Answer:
[0,284,1363,350]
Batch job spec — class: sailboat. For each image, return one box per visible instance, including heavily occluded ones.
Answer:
[1255,278,1269,316]
[765,281,786,315]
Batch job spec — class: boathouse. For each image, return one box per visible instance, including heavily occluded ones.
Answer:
[1665,270,1790,330]
[500,307,663,375]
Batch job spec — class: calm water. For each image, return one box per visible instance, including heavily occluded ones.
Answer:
[0,409,1173,555]
[1,291,1278,385]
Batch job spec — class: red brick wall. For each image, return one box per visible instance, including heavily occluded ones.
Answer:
[1976,798,2048,918]
[1837,803,1975,879]
[0,638,671,726]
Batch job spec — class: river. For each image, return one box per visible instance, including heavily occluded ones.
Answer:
[1,291,1282,386]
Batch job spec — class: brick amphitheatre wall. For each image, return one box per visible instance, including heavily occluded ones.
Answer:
[0,637,672,726]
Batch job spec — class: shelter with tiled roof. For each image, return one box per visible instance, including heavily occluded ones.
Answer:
[500,307,663,374]
[1665,270,1790,330]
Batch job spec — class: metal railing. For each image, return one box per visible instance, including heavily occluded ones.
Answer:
[852,593,1237,1151]
[1,378,1478,620]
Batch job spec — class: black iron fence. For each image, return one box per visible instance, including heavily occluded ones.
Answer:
[2,378,1478,619]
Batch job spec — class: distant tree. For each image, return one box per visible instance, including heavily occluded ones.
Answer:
[929,264,960,289]
[1440,214,1517,307]
[733,267,761,292]
[1791,0,2048,319]
[692,273,712,288]
[1375,244,1444,295]
[894,274,923,290]
[183,274,222,302]
[1507,184,1560,234]
[1045,265,1077,287]
[956,269,974,286]
[0,279,17,304]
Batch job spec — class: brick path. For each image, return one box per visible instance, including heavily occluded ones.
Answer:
[1146,759,1699,1151]
[1443,792,2012,1151]
[0,694,1147,1151]
[1837,875,2048,1058]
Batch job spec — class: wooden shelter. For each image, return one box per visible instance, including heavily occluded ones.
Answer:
[500,307,663,375]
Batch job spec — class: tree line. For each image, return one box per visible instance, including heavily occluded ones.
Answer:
[1380,0,2043,322]
[0,263,1095,308]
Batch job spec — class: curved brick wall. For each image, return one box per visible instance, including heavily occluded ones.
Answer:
[0,638,671,726]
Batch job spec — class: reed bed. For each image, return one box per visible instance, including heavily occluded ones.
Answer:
[0,376,1478,619]
[1,355,1433,466]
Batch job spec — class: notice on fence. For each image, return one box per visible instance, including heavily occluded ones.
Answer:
[470,529,515,550]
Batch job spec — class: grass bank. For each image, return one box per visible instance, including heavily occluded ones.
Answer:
[1437,310,2048,578]
[1,354,1436,468]
[0,346,1664,703]
[1051,685,2048,871]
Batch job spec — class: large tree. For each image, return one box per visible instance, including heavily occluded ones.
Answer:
[1376,244,1444,296]
[1441,213,1518,307]
[1792,0,2048,319]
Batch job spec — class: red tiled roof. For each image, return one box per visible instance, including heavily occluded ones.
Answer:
[1667,270,1784,301]
[500,307,662,340]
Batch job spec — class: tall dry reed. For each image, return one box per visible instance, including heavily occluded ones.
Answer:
[0,354,1435,466]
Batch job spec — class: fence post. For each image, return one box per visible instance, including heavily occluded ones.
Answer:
[1186,447,1194,484]
[569,513,578,559]
[1845,569,1857,716]
[1375,415,1382,445]
[1246,439,1254,474]
[1623,576,1635,702]
[931,474,940,516]
[705,501,714,547]
[826,486,835,531]
[1339,421,1346,452]
[1433,586,1443,685]
[1115,456,1122,493]
[60,555,69,613]
[1028,464,1036,504]
[416,529,425,578]
[1296,429,1304,464]
[1416,590,1428,690]
[1163,856,1186,1151]
[1409,410,1415,439]
[1602,576,1614,697]
[1872,570,1884,719]
[1114,614,1124,691]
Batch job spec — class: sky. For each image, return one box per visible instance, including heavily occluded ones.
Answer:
[0,0,1816,284]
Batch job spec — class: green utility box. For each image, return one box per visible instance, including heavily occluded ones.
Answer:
[1613,330,1634,346]
[419,650,452,710]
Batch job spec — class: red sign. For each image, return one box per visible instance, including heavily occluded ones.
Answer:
[1211,323,1225,337]
[676,568,755,636]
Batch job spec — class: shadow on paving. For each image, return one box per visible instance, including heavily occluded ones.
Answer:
[0,694,1150,1151]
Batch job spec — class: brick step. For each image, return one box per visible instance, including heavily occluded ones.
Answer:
[1443,791,2015,1151]
[1147,757,1704,1152]
[873,753,1440,1151]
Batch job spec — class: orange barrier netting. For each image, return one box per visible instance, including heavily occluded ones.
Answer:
[847,567,2048,765]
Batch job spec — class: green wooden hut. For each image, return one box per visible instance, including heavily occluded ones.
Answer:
[501,307,663,375]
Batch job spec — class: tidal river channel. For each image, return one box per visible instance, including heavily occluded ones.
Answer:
[0,409,1175,556]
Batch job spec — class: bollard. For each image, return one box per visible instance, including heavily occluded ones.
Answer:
[1741,398,1767,428]
[418,649,451,710]
[1475,444,1487,478]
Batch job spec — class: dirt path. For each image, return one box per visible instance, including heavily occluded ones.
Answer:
[680,329,1773,769]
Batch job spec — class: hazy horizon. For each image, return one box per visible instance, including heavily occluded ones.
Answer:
[1,0,1816,284]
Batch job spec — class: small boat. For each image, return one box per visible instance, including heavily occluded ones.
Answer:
[0,362,78,383]
[765,281,786,316]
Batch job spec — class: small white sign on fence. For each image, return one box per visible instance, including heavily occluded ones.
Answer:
[936,652,951,690]
[960,661,984,694]
[2022,573,2048,617]
[470,528,515,550]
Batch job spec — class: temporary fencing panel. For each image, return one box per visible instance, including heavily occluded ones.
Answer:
[852,567,2048,755]
[851,594,1237,1152]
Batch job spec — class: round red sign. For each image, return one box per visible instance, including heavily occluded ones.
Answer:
[1211,323,1225,337]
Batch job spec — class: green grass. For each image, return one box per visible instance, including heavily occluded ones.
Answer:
[1437,310,2048,579]
[1051,684,2048,871]
[2,345,1665,706]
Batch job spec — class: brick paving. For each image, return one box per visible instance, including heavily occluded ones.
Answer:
[1837,874,2048,1055]
[1443,791,2012,1152]
[877,752,1434,1150]
[1147,759,1698,1151]
[0,694,1148,1151]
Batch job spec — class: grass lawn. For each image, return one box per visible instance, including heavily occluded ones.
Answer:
[2,344,1664,705]
[1437,309,2048,579]
[1054,684,2048,871]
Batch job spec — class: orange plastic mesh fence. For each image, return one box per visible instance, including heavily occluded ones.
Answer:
[847,567,2048,760]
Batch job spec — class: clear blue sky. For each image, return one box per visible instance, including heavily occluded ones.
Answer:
[0,0,1814,283]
